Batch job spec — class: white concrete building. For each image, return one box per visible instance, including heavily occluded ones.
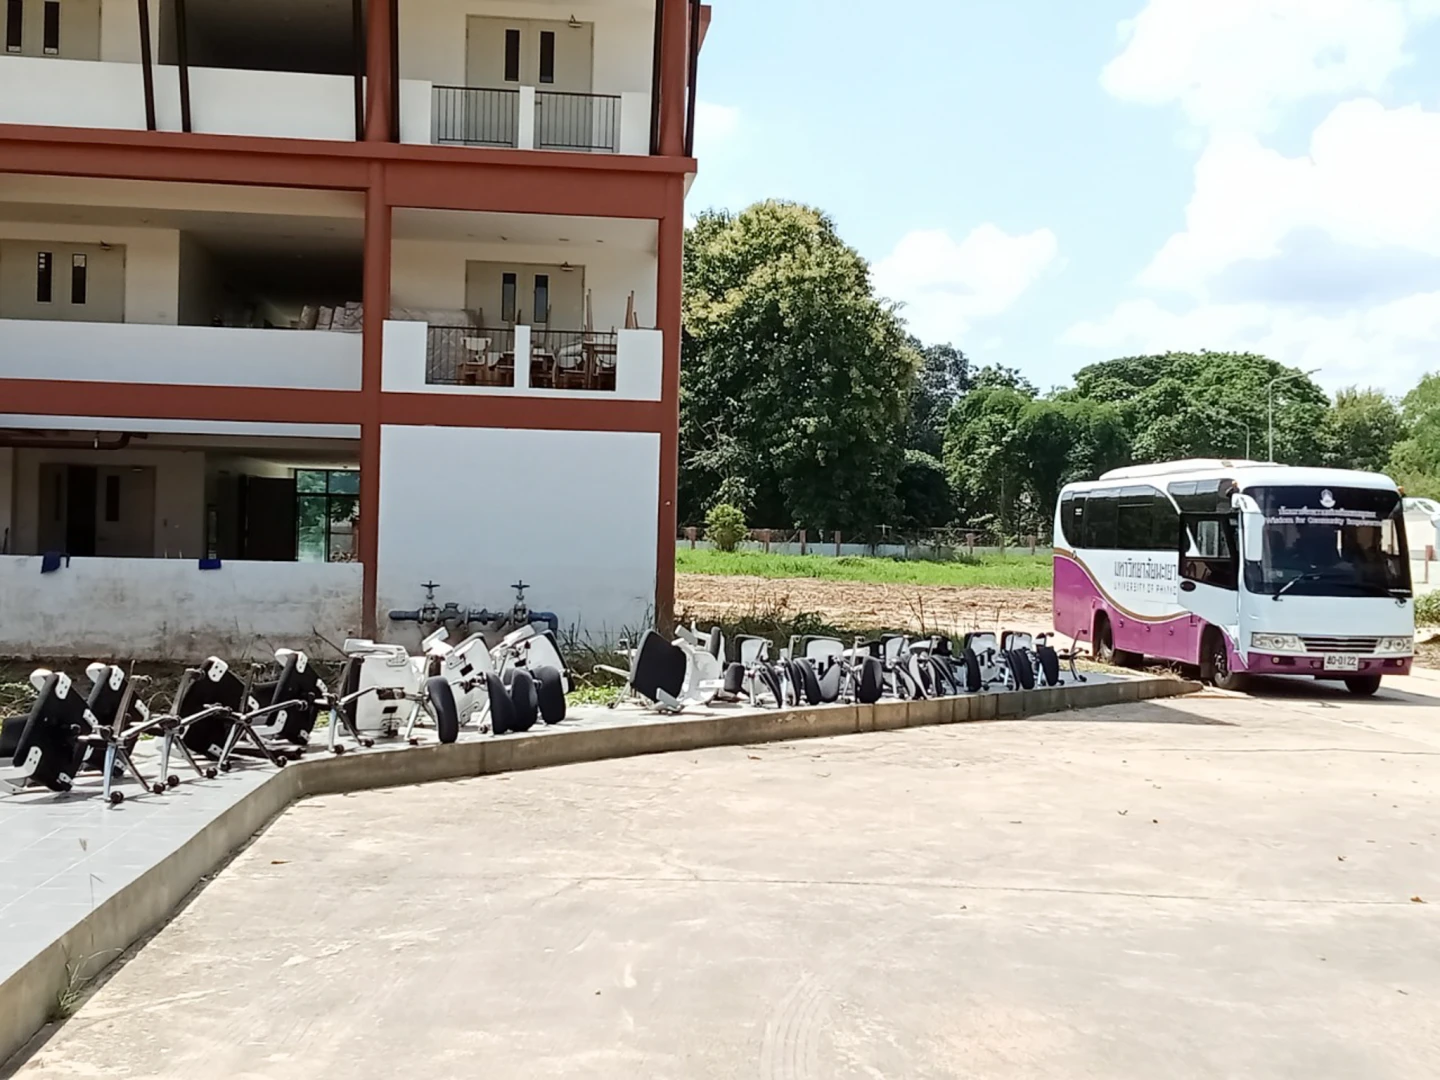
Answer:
[0,0,707,658]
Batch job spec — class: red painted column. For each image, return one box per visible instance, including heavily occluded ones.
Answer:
[656,0,689,157]
[363,0,394,143]
[654,178,685,632]
[359,169,391,635]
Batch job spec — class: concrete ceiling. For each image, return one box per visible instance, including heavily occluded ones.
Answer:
[393,208,657,251]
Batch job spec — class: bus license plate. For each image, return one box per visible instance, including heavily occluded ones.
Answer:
[1324,654,1361,672]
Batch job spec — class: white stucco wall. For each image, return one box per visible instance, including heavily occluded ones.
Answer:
[0,221,179,324]
[399,0,655,94]
[391,238,659,331]
[11,445,206,557]
[376,424,659,646]
[0,556,363,660]
[99,0,161,63]
[0,320,364,389]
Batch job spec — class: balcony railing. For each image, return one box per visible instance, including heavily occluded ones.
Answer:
[531,329,619,390]
[432,86,519,148]
[535,91,621,153]
[426,325,518,386]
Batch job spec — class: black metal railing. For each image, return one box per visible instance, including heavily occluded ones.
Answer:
[534,91,621,153]
[432,86,519,148]
[426,326,517,387]
[530,329,618,391]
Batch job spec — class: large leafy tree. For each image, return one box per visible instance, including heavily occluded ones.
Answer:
[681,201,917,532]
[1387,374,1440,497]
[1069,351,1327,463]
[905,339,971,457]
[1323,387,1404,473]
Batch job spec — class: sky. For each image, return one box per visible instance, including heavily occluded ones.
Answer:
[687,0,1440,394]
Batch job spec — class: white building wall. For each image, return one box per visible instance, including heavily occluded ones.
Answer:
[11,445,206,557]
[0,221,180,324]
[0,556,363,660]
[399,0,655,94]
[377,424,659,646]
[99,0,161,63]
[391,238,659,331]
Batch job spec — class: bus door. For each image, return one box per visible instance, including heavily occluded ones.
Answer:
[1178,513,1240,652]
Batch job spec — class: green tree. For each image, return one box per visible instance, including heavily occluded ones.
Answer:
[1387,373,1440,496]
[942,385,1033,536]
[681,201,916,531]
[895,449,954,530]
[1323,387,1403,473]
[905,340,970,457]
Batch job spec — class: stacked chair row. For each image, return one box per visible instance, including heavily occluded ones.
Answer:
[0,623,576,806]
[602,626,1083,712]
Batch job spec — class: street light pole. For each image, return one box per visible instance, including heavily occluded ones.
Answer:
[1266,369,1320,462]
[1208,412,1251,459]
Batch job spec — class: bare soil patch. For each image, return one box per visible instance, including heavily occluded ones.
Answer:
[676,573,1053,636]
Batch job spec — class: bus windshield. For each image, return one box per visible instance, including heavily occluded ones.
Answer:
[1244,485,1411,598]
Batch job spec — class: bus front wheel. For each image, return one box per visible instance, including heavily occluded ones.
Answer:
[1094,614,1138,668]
[1344,675,1382,697]
[1203,629,1246,692]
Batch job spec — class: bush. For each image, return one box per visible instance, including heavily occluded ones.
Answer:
[704,503,748,552]
[1416,591,1440,627]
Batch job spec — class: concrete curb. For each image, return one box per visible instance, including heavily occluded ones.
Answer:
[0,675,1197,1067]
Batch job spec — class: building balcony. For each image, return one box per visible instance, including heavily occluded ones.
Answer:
[384,320,661,401]
[431,86,650,154]
[0,318,362,391]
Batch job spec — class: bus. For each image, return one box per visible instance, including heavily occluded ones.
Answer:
[1053,460,1414,695]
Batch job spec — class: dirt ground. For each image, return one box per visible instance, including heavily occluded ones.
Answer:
[675,573,1053,637]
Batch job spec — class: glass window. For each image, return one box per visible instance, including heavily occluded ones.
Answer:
[295,469,360,563]
[533,274,549,323]
[504,28,520,82]
[104,474,120,523]
[501,272,517,322]
[36,252,53,303]
[1245,485,1411,598]
[71,254,87,304]
[5,0,21,52]
[539,30,555,83]
[1182,516,1239,591]
[1084,489,1118,550]
[42,0,58,53]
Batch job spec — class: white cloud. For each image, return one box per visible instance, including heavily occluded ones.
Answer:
[1143,99,1440,294]
[692,101,740,153]
[1102,0,1437,131]
[872,225,1060,344]
[1062,292,1440,391]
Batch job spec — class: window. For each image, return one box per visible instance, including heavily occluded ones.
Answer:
[71,254,87,305]
[5,0,21,52]
[1083,489,1119,549]
[1182,516,1239,591]
[36,252,53,303]
[42,0,58,53]
[1115,486,1180,551]
[295,470,360,563]
[533,274,549,323]
[104,474,120,523]
[503,28,520,82]
[538,30,555,83]
[501,272,517,322]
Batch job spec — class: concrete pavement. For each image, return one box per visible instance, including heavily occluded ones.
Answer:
[8,675,1440,1079]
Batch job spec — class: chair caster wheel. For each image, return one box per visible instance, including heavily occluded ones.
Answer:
[275,757,288,768]
[205,768,218,780]
[151,784,166,796]
[408,738,420,747]
[219,762,232,773]
[362,739,375,748]
[108,791,125,805]
[332,745,348,756]
[167,775,180,789]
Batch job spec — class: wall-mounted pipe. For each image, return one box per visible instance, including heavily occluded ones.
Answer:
[0,431,137,451]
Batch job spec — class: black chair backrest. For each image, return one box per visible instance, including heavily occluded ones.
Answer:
[15,673,95,792]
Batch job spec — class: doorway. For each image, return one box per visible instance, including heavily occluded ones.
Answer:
[0,240,125,322]
[37,464,157,557]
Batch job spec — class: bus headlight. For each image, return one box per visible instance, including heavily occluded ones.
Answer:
[1376,637,1414,655]
[1251,634,1304,652]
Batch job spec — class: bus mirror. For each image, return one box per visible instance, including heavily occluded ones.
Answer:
[1242,510,1264,562]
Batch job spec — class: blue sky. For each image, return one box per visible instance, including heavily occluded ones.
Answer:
[688,0,1440,394]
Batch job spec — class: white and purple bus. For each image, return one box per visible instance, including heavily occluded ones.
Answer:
[1053,460,1415,695]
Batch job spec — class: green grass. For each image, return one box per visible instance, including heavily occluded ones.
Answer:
[676,548,1053,589]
